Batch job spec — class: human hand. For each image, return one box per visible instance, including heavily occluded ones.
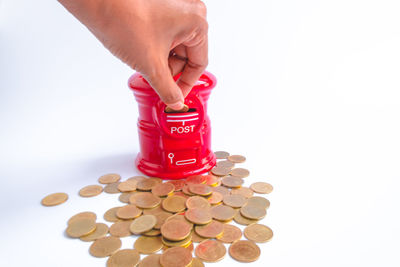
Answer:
[58,0,208,110]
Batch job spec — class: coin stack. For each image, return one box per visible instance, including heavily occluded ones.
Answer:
[42,151,274,266]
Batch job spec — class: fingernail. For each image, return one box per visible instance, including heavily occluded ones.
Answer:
[168,101,184,111]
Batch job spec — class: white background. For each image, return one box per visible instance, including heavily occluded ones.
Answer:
[1,0,400,266]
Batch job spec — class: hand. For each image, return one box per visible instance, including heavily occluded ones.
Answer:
[58,0,208,110]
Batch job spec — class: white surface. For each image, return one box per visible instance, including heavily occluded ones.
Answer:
[1,0,400,266]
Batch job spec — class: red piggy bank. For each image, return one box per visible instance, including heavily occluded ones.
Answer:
[128,71,217,179]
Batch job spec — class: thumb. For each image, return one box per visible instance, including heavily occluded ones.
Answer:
[143,62,185,111]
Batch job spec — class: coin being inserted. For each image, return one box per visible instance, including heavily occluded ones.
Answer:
[165,104,189,113]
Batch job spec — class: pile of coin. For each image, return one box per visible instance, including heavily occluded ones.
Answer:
[42,151,274,266]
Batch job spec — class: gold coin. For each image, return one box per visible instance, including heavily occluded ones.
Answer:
[191,258,205,267]
[195,220,224,238]
[210,204,236,221]
[79,185,103,197]
[227,155,246,163]
[211,166,231,176]
[107,249,140,267]
[116,204,142,220]
[223,194,247,208]
[165,104,189,113]
[130,192,161,209]
[240,205,267,220]
[231,187,254,198]
[186,196,211,210]
[134,236,163,254]
[185,208,212,225]
[207,191,223,205]
[161,195,187,213]
[182,185,195,196]
[217,224,242,243]
[109,220,134,237]
[211,186,230,196]
[216,160,235,169]
[152,182,175,197]
[80,223,109,241]
[142,229,161,236]
[130,215,157,234]
[161,219,192,241]
[142,205,165,215]
[230,168,250,178]
[98,173,121,184]
[174,191,190,198]
[160,246,193,267]
[229,240,260,262]
[244,223,273,243]
[117,180,137,192]
[214,151,230,159]
[68,211,96,225]
[221,176,244,188]
[127,176,148,183]
[153,211,173,229]
[138,254,162,267]
[191,230,207,243]
[119,192,135,203]
[204,175,220,186]
[185,175,207,185]
[195,239,226,262]
[233,211,259,225]
[104,207,121,222]
[66,217,96,238]
[89,236,122,258]
[104,182,121,194]
[165,214,193,229]
[137,178,159,191]
[166,180,185,191]
[247,196,270,209]
[250,182,273,194]
[188,184,212,196]
[41,192,68,206]
[161,233,192,247]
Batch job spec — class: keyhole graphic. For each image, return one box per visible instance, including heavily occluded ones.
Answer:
[168,153,175,164]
